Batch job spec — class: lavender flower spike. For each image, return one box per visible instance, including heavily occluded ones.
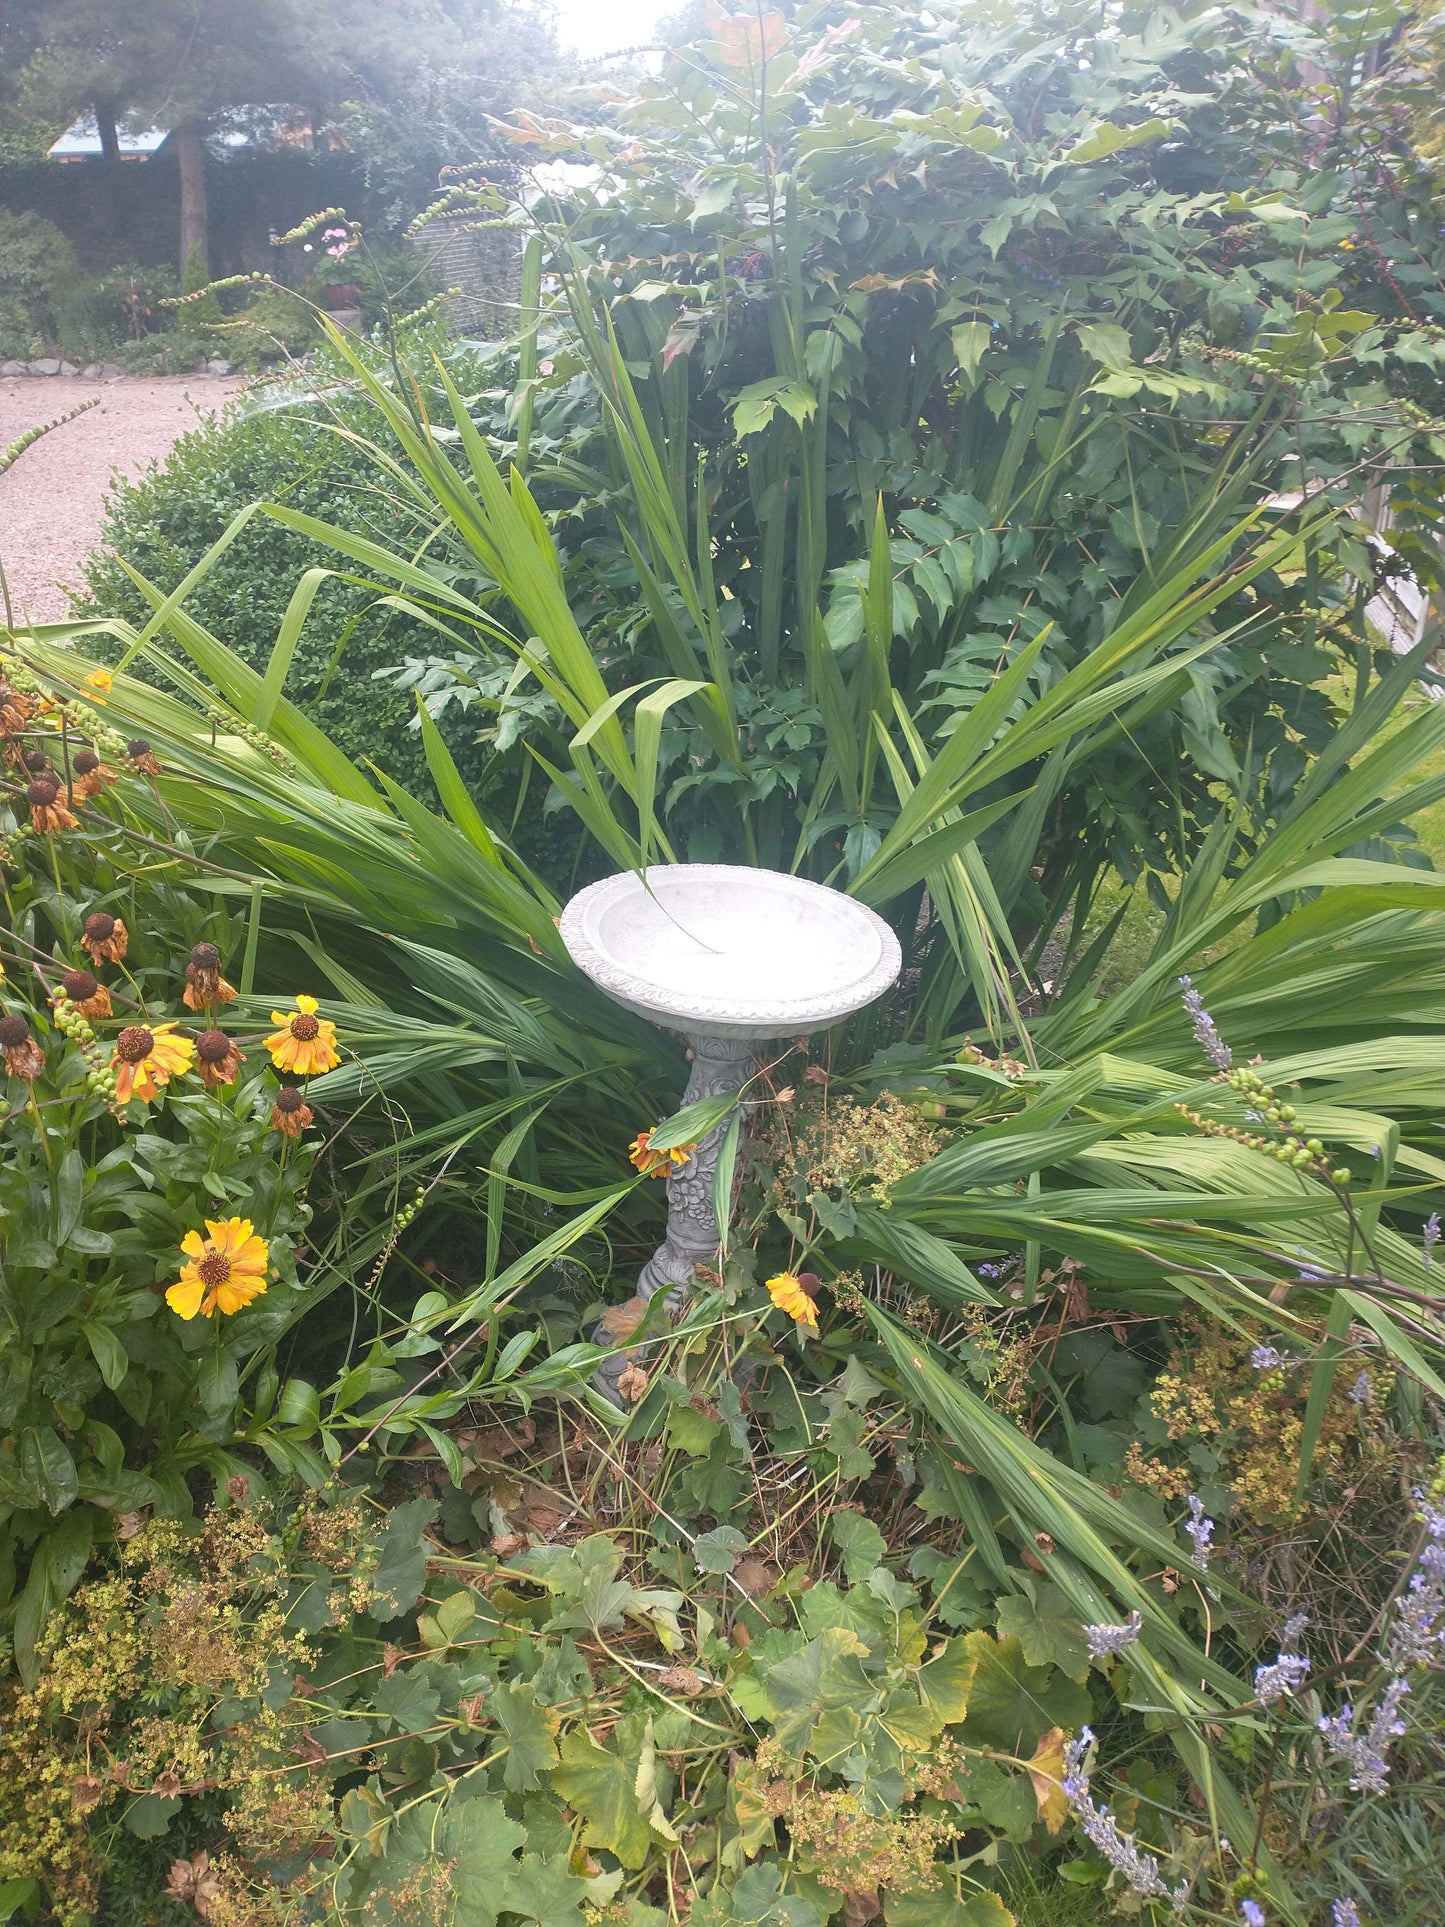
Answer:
[1424,1212,1440,1271]
[1254,1648,1310,1706]
[1084,1610,1143,1659]
[1062,1729,1188,1910]
[1331,1901,1362,1927]
[1239,1903,1266,1927]
[1184,1494,1214,1572]
[1178,974,1233,1071]
[1319,1675,1410,1794]
[1250,1344,1284,1371]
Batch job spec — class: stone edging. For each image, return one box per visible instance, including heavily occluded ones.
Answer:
[1,358,237,379]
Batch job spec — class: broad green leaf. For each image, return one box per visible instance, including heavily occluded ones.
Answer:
[369,1497,438,1619]
[958,1632,1091,1757]
[492,1679,561,1790]
[552,1729,653,1869]
[995,1585,1091,1683]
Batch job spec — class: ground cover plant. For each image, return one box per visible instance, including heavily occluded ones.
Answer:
[3,1,1445,1924]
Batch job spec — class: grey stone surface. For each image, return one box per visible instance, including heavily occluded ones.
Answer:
[98,363,123,377]
[206,359,233,375]
[58,361,79,376]
[80,364,101,378]
[0,360,26,377]
[29,358,61,375]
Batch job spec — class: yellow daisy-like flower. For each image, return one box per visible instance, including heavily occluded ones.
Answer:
[166,1217,270,1319]
[84,668,113,701]
[111,1021,195,1104]
[265,994,340,1076]
[628,1129,697,1179]
[765,1270,819,1328]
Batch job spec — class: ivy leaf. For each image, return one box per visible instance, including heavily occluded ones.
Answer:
[887,1888,1015,1927]
[369,1497,438,1619]
[374,1666,442,1735]
[957,1632,1091,1756]
[995,1584,1090,1682]
[830,1510,887,1581]
[694,1525,749,1573]
[552,1729,652,1869]
[497,1852,589,1925]
[492,1678,560,1790]
[763,1625,875,1757]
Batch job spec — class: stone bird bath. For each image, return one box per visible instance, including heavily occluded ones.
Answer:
[559,865,901,1398]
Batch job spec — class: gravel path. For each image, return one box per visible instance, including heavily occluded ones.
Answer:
[1,375,247,627]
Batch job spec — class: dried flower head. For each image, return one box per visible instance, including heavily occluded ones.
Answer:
[80,910,128,964]
[265,994,340,1076]
[166,1217,270,1319]
[183,941,237,1011]
[112,1021,195,1104]
[60,967,112,1019]
[269,1084,313,1137]
[195,1028,244,1089]
[628,1127,696,1178]
[765,1270,819,1328]
[0,1012,45,1081]
[1084,1611,1143,1660]
[27,775,78,833]
[0,681,34,733]
[69,746,117,801]
[126,736,162,774]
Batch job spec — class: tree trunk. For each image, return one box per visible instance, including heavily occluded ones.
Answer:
[94,102,120,163]
[175,117,209,278]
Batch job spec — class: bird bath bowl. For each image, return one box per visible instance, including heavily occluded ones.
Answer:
[560,865,901,1398]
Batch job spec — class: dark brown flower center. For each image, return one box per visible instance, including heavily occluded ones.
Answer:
[189,942,221,971]
[127,738,153,759]
[85,912,116,941]
[116,1025,154,1063]
[196,1030,232,1063]
[197,1250,232,1287]
[27,779,59,805]
[23,750,52,774]
[290,1012,321,1041]
[0,1015,31,1048]
[275,1085,305,1113]
[72,750,100,776]
[63,970,98,1001]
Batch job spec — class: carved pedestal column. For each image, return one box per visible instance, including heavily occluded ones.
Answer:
[593,1033,755,1401]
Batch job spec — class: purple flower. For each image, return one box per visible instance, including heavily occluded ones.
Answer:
[1178,974,1233,1071]
[1184,1494,1214,1572]
[1319,1676,1410,1793]
[1424,1212,1440,1270]
[1250,1344,1284,1371]
[1255,1649,1310,1706]
[1061,1730,1188,1909]
[1331,1901,1362,1927]
[1347,1370,1372,1405]
[1084,1610,1143,1659]
[1240,1903,1266,1927]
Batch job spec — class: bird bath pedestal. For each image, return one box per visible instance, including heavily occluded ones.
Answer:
[559,865,902,1397]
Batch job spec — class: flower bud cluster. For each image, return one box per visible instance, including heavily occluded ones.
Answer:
[1175,1062,1351,1185]
[206,706,297,773]
[50,992,118,1100]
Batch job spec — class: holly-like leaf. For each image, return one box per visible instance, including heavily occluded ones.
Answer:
[994,1584,1090,1682]
[1062,117,1169,165]
[951,320,992,385]
[492,1678,559,1790]
[369,1497,438,1619]
[552,1729,652,1869]
[1073,322,1133,373]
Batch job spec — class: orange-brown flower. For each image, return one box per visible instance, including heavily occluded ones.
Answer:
[60,968,112,1019]
[127,737,162,775]
[68,748,117,802]
[166,1218,270,1319]
[628,1128,697,1179]
[765,1270,820,1328]
[0,1013,45,1081]
[111,1021,194,1104]
[195,1028,244,1089]
[0,681,33,734]
[27,776,77,834]
[265,995,339,1077]
[269,1084,314,1137]
[80,911,128,964]
[182,942,237,1011]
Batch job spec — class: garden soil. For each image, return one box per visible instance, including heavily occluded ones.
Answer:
[0,374,247,626]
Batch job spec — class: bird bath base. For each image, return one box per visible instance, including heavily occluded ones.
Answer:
[559,866,902,1402]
